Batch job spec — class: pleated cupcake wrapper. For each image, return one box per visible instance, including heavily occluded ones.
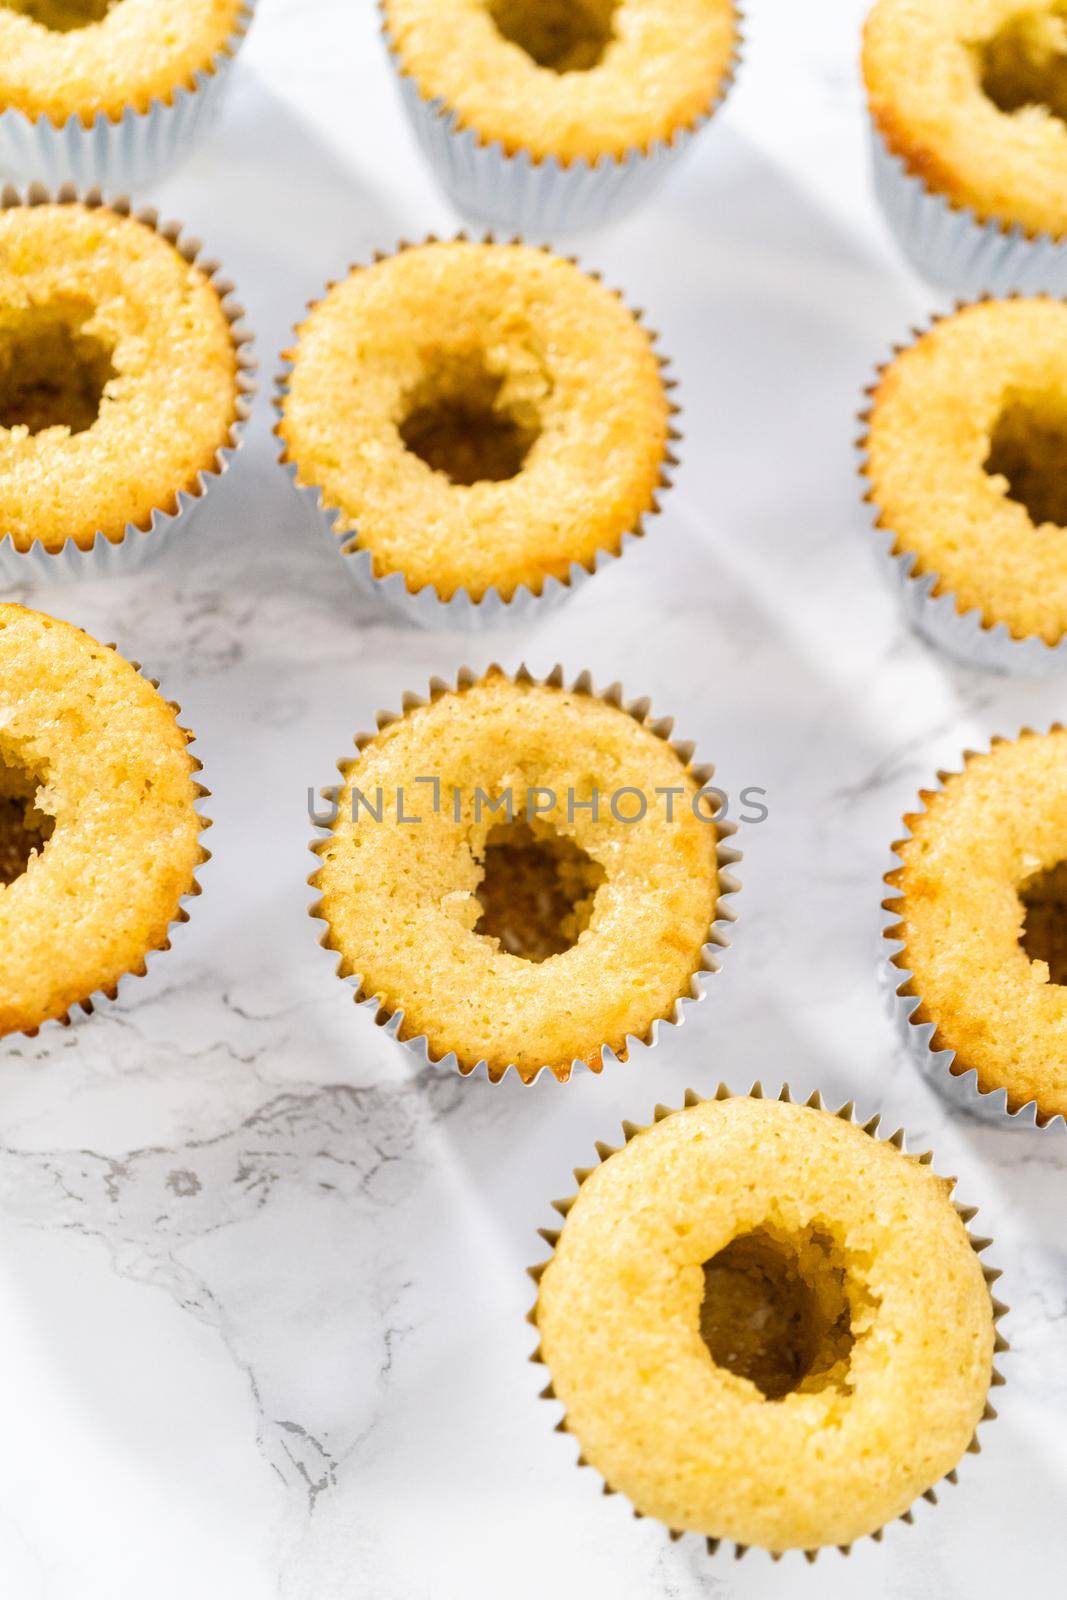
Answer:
[870,122,1067,297]
[884,734,1067,1132]
[10,656,212,1040]
[0,183,255,590]
[380,4,744,237]
[274,235,679,631]
[0,3,254,193]
[856,303,1067,676]
[528,1082,1008,1562]
[307,663,742,1084]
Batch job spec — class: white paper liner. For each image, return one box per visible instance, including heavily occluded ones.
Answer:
[883,743,1067,1132]
[307,665,742,1084]
[870,122,1067,298]
[0,4,254,193]
[528,1083,1008,1561]
[857,308,1067,677]
[5,653,212,1040]
[380,5,743,237]
[0,183,255,590]
[274,237,678,630]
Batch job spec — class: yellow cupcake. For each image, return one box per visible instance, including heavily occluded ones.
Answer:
[383,0,739,164]
[863,296,1067,646]
[886,725,1067,1123]
[277,239,671,604]
[310,668,737,1083]
[535,1090,1001,1555]
[0,197,245,557]
[0,0,248,125]
[864,0,1067,240]
[0,603,208,1038]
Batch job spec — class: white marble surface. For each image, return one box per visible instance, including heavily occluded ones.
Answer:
[2,1,1066,1594]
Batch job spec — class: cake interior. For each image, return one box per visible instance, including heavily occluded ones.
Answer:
[0,745,54,887]
[486,0,619,73]
[0,299,114,437]
[1019,859,1067,984]
[398,347,542,486]
[699,1223,866,1401]
[975,4,1067,124]
[0,0,116,33]
[473,818,605,962]
[984,385,1067,528]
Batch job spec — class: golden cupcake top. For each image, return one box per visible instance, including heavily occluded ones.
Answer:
[863,296,1067,646]
[0,0,247,125]
[864,0,1067,239]
[311,670,724,1083]
[0,603,207,1038]
[0,199,240,555]
[535,1092,997,1553]
[887,726,1067,1123]
[277,238,670,603]
[383,0,739,163]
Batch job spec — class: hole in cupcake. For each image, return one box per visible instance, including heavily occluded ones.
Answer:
[984,387,1067,528]
[699,1225,859,1401]
[487,0,619,73]
[1019,860,1067,983]
[0,298,115,436]
[976,6,1067,123]
[399,349,542,486]
[0,0,115,33]
[0,748,54,887]
[474,819,605,962]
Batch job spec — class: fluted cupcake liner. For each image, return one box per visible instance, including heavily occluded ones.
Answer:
[274,235,679,631]
[870,124,1067,298]
[7,657,212,1041]
[380,4,744,237]
[0,183,255,590]
[856,304,1067,676]
[528,1081,1008,1562]
[0,3,254,193]
[307,663,742,1083]
[883,739,1067,1132]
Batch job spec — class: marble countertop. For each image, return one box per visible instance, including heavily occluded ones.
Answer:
[2,1,1065,1594]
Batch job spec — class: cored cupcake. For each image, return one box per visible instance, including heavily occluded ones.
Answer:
[886,725,1067,1127]
[0,190,252,584]
[309,667,740,1082]
[533,1087,1005,1555]
[861,295,1067,673]
[0,602,209,1037]
[381,0,742,233]
[864,0,1067,293]
[0,0,254,190]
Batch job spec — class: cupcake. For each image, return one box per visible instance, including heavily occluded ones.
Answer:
[532,1087,1005,1557]
[0,0,253,192]
[0,602,209,1038]
[864,0,1067,294]
[381,0,741,234]
[885,726,1067,1128]
[0,188,253,585]
[309,666,740,1083]
[276,238,673,627]
[860,295,1067,673]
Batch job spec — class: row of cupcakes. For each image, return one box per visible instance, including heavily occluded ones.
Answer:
[0,607,1012,1556]
[6,187,1067,662]
[7,0,1067,293]
[0,0,741,228]
[3,599,1064,1134]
